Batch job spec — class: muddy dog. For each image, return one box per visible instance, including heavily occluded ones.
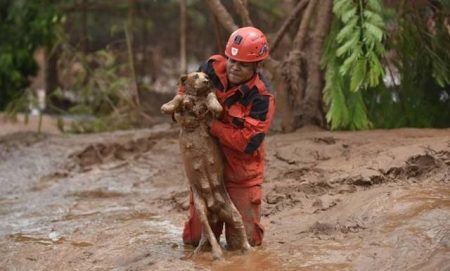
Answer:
[161,72,252,260]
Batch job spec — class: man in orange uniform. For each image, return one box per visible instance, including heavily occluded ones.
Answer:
[182,26,275,247]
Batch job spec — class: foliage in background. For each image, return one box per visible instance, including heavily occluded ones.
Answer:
[322,0,386,130]
[0,0,62,110]
[54,49,141,133]
[1,0,449,133]
[3,88,45,132]
[364,0,450,128]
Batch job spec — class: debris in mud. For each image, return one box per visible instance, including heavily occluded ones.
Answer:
[10,232,94,248]
[48,230,62,242]
[346,174,386,187]
[312,197,339,213]
[313,136,336,145]
[70,140,155,169]
[383,152,446,180]
[405,153,438,178]
[32,170,70,191]
[311,150,331,161]
[68,189,126,199]
[345,152,448,187]
[306,220,367,236]
[307,222,336,236]
[274,151,297,165]
[282,167,310,180]
[265,192,286,205]
[167,190,190,211]
[0,132,48,160]
[337,221,367,233]
[439,234,450,249]
[65,130,178,171]
[10,233,65,245]
[263,190,302,216]
[263,180,336,216]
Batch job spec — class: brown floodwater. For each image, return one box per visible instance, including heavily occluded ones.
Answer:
[3,184,448,270]
[1,128,449,270]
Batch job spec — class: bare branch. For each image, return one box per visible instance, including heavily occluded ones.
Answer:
[293,0,318,50]
[271,0,309,54]
[204,0,239,33]
[233,0,253,26]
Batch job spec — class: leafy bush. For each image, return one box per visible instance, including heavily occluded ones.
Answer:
[54,49,144,133]
[322,0,385,130]
[0,0,61,110]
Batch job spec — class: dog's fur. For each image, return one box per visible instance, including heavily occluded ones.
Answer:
[161,72,251,260]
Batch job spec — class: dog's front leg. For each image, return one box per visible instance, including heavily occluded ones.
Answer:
[206,92,223,118]
[161,94,184,114]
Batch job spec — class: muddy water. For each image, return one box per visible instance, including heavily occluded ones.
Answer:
[269,184,450,271]
[1,128,449,270]
[2,183,448,270]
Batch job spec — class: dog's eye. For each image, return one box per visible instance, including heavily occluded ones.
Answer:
[193,74,199,79]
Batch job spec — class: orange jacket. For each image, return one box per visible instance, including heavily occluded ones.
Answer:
[180,55,275,187]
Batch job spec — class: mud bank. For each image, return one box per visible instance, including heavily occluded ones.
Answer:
[0,126,449,270]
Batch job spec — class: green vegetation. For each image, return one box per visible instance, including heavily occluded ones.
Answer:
[0,0,62,110]
[1,0,449,132]
[323,0,449,130]
[364,0,450,128]
[322,0,386,130]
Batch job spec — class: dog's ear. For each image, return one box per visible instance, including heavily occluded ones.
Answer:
[180,74,188,85]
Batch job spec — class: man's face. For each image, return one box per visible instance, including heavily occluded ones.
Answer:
[226,58,257,85]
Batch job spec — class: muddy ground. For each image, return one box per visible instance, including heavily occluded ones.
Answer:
[0,117,449,271]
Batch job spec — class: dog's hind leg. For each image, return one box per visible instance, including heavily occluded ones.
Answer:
[192,189,223,260]
[193,230,209,255]
[219,195,252,253]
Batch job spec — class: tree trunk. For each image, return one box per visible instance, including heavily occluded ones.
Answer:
[180,0,187,74]
[140,3,149,87]
[127,0,141,108]
[301,0,332,127]
[278,0,317,132]
[45,45,61,110]
[80,0,89,53]
[210,13,226,55]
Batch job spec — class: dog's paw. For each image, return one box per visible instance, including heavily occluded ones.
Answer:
[161,103,176,114]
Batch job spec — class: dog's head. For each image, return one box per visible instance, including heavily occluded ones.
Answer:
[180,72,211,97]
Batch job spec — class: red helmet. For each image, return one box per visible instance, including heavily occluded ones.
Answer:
[225,26,269,62]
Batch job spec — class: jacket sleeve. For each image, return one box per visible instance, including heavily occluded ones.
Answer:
[210,94,275,154]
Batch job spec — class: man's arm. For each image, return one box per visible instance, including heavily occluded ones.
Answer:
[210,95,275,154]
